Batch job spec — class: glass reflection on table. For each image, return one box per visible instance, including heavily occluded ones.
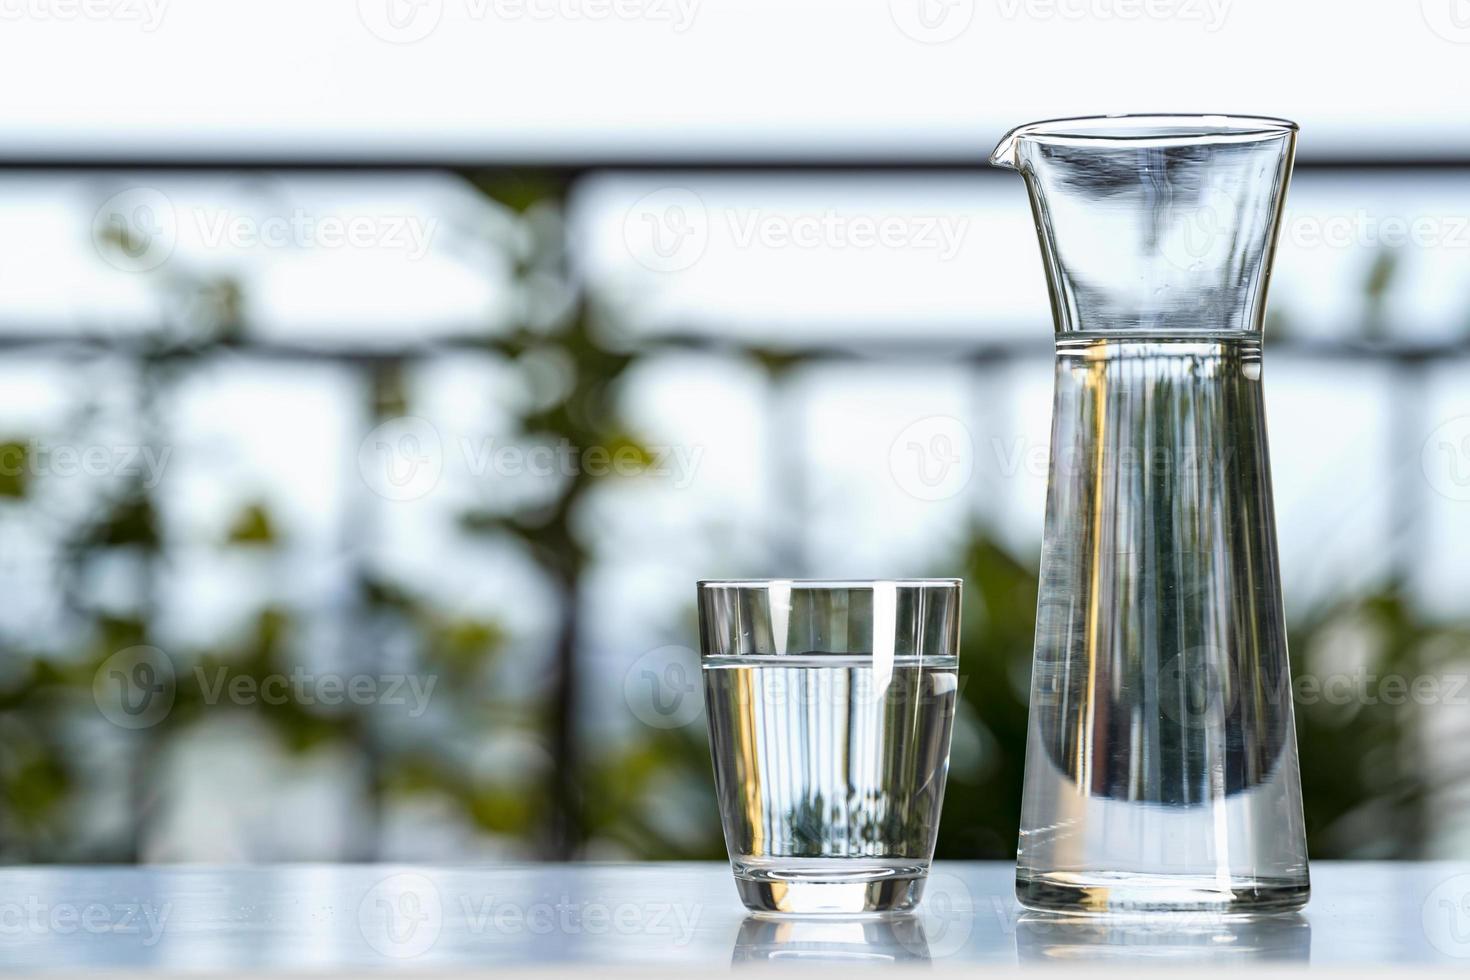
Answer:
[732,914,931,965]
[1015,911,1311,965]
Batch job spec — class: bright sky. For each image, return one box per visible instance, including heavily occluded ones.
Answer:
[0,0,1467,160]
[0,0,1464,654]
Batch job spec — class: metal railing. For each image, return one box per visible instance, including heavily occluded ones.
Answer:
[1,149,1466,859]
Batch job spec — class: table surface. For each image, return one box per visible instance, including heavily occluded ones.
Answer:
[1,861,1468,973]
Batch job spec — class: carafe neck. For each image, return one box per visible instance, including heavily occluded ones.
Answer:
[991,115,1297,337]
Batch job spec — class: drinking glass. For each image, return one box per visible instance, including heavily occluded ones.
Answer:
[697,579,961,915]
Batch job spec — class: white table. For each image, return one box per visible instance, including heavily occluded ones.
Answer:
[0,862,1466,973]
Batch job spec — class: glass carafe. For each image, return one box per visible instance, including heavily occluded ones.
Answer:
[991,115,1309,914]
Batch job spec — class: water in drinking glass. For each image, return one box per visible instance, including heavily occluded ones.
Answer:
[697,580,962,915]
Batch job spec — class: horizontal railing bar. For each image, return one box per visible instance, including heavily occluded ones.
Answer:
[0,157,1469,175]
[0,331,1464,364]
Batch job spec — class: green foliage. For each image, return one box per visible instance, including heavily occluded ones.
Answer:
[581,726,725,860]
[931,533,1469,861]
[1290,588,1470,858]
[74,493,159,550]
[226,501,278,545]
[0,440,29,498]
[0,722,70,846]
[4,174,1466,866]
[1363,249,1400,338]
[934,532,1037,858]
[471,172,572,216]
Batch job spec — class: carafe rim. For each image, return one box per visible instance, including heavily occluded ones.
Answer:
[990,113,1298,169]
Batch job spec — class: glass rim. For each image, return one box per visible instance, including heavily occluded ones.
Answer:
[992,113,1297,164]
[697,578,961,590]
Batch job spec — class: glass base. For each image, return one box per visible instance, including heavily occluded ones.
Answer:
[734,863,926,915]
[1016,871,1309,915]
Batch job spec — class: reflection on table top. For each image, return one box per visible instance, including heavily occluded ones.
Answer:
[0,861,1466,972]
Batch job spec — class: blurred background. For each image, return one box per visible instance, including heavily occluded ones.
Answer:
[1,0,1469,866]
